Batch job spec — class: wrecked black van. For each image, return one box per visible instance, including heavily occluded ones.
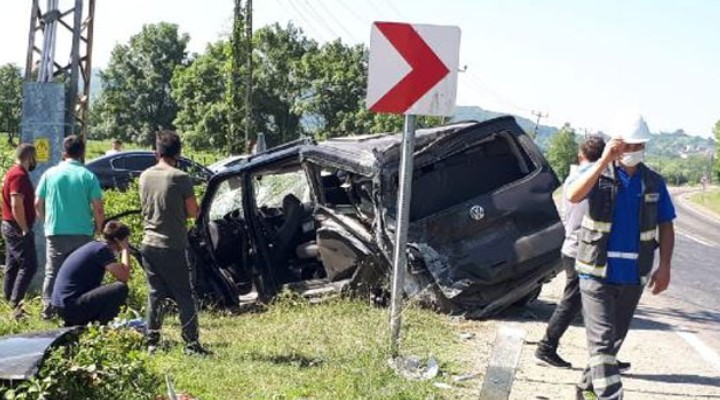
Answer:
[191,116,565,318]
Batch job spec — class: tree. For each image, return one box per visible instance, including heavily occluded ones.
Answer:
[172,40,233,150]
[299,40,370,138]
[172,23,318,152]
[547,123,578,181]
[252,23,318,147]
[94,23,190,145]
[0,64,23,143]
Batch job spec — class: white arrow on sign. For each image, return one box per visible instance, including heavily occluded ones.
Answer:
[367,22,461,117]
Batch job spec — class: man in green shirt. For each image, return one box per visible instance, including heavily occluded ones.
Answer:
[35,135,104,319]
[139,130,210,356]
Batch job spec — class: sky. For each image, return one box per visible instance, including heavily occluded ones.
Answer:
[1,0,719,137]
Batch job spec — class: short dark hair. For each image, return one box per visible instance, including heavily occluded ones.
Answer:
[111,138,122,146]
[579,136,605,162]
[102,221,131,242]
[16,144,36,162]
[63,135,85,158]
[155,130,182,158]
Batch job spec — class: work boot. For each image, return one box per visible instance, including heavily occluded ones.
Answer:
[535,345,572,368]
[184,341,213,357]
[12,304,27,321]
[618,360,631,374]
[146,331,162,355]
[41,304,54,320]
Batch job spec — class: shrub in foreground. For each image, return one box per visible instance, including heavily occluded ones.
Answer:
[1,325,161,400]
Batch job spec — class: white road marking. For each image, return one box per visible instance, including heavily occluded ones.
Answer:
[676,228,718,248]
[675,329,720,374]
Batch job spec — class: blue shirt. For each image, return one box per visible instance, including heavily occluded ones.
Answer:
[604,166,676,284]
[51,241,116,308]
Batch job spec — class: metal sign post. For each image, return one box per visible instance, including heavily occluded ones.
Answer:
[390,114,417,356]
[365,21,460,356]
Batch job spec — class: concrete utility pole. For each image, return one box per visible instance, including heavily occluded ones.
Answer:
[531,110,548,139]
[245,0,253,150]
[25,0,96,139]
[230,0,253,154]
[22,0,96,289]
[230,0,244,154]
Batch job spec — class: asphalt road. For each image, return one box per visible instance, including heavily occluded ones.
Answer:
[651,188,720,354]
[509,189,720,400]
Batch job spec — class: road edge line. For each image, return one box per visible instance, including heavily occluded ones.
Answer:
[675,329,720,374]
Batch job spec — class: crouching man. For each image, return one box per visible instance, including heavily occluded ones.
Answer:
[51,221,132,326]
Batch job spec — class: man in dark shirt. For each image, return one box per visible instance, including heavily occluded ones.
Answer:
[139,130,210,356]
[51,221,131,326]
[1,144,38,319]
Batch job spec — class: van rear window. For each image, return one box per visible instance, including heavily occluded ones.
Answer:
[408,134,532,220]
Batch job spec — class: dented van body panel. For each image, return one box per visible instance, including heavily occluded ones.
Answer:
[191,117,563,317]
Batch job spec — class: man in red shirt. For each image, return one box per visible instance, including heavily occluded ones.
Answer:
[2,144,38,319]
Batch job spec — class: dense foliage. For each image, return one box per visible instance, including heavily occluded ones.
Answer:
[1,325,160,400]
[546,123,578,181]
[92,23,190,146]
[89,22,448,155]
[0,64,23,144]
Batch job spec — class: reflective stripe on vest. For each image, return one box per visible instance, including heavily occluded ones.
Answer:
[576,260,607,278]
[590,354,617,367]
[645,192,660,203]
[607,251,639,260]
[581,215,612,233]
[640,229,656,242]
[593,374,621,389]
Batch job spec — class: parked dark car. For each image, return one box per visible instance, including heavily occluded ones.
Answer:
[86,151,213,190]
[189,117,565,318]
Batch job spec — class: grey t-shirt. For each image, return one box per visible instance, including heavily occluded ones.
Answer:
[139,164,194,249]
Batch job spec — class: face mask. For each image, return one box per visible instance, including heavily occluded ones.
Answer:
[620,150,644,167]
[28,160,37,172]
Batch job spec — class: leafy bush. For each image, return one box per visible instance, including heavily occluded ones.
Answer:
[0,138,16,260]
[102,180,206,311]
[103,182,147,311]
[1,325,161,400]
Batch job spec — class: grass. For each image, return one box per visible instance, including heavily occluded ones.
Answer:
[1,133,484,398]
[150,296,474,400]
[85,138,225,165]
[1,291,485,400]
[687,187,720,216]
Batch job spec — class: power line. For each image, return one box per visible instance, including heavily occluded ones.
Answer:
[313,0,361,42]
[366,0,386,18]
[279,0,330,42]
[381,0,405,20]
[298,0,343,40]
[462,70,535,117]
[335,0,372,26]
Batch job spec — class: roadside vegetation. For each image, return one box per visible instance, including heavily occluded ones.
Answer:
[688,187,720,216]
[0,135,485,399]
[1,291,483,399]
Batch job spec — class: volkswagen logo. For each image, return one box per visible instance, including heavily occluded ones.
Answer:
[469,205,485,221]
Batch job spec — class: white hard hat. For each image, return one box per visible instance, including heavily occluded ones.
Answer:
[612,116,652,144]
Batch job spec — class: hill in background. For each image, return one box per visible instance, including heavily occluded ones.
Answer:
[86,73,715,159]
[452,105,715,158]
